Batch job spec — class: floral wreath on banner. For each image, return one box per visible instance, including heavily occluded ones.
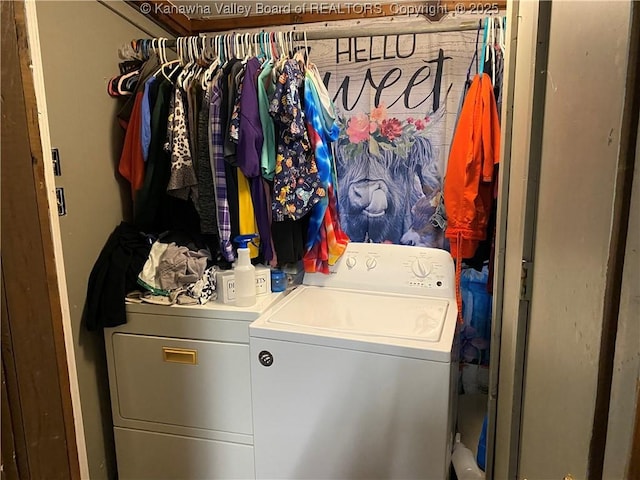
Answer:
[335,102,445,160]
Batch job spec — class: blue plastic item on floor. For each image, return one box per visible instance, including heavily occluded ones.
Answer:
[477,414,488,471]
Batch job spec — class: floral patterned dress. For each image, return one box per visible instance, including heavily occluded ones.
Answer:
[269,59,325,222]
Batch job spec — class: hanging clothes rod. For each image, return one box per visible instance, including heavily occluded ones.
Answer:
[296,20,483,40]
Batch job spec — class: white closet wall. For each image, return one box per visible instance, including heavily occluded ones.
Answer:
[34,2,172,478]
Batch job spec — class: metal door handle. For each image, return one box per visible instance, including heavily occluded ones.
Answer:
[162,347,197,365]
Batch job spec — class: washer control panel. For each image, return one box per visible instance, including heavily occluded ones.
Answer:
[304,242,455,299]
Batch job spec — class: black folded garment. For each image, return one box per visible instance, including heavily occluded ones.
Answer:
[84,221,152,330]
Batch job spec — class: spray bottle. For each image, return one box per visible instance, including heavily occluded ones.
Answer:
[233,234,258,307]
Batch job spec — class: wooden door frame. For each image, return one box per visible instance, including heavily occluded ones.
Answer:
[123,0,508,35]
[491,0,640,477]
[1,1,81,478]
[588,1,639,477]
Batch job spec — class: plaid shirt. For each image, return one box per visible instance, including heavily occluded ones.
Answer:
[209,72,235,262]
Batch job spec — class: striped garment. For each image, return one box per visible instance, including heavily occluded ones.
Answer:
[209,72,235,262]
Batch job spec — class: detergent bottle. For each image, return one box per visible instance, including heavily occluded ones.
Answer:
[234,234,258,307]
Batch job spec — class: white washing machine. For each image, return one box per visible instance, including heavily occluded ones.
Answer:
[249,242,459,480]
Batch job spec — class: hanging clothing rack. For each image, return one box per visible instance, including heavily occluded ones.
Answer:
[293,20,484,40]
[112,14,504,275]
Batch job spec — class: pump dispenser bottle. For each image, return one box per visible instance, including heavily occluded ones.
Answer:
[234,235,258,307]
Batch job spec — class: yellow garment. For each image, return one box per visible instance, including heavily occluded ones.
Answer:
[237,168,259,258]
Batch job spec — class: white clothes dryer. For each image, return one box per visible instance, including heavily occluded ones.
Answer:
[250,242,459,480]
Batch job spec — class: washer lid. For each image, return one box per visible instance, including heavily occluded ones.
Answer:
[250,286,457,361]
[271,288,448,341]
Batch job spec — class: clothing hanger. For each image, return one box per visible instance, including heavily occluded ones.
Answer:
[175,37,183,65]
[479,18,488,74]
[470,20,480,78]
[503,16,507,48]
[256,32,265,61]
[177,37,194,88]
[189,36,206,87]
[199,36,207,62]
[489,17,496,84]
[138,39,146,60]
[227,33,234,60]
[150,38,166,79]
[284,31,290,58]
[218,35,225,65]
[234,33,239,59]
[498,16,506,55]
[280,31,289,65]
[258,32,265,61]
[143,39,151,60]
[268,32,275,61]
[263,31,270,61]
[242,32,251,62]
[175,37,186,86]
[282,31,290,63]
[116,70,137,95]
[176,37,187,84]
[185,36,204,88]
[271,31,278,60]
[292,31,306,67]
[233,33,240,60]
[249,33,255,57]
[201,36,220,89]
[163,38,182,82]
[288,30,294,58]
[278,31,289,65]
[220,35,226,64]
[277,31,284,58]
[253,33,259,59]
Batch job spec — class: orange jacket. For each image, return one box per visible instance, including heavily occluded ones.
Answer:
[444,73,500,259]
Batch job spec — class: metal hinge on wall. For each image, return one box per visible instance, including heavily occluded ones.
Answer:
[520,260,534,301]
[52,148,61,176]
[55,187,67,216]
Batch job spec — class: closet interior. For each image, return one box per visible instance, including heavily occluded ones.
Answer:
[84,17,508,478]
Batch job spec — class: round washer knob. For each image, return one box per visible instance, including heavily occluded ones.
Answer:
[346,257,357,269]
[258,351,273,367]
[366,257,378,270]
[411,259,431,278]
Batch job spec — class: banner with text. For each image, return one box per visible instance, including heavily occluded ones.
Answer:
[312,30,478,246]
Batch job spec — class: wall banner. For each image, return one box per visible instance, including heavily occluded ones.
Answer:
[312,30,478,247]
